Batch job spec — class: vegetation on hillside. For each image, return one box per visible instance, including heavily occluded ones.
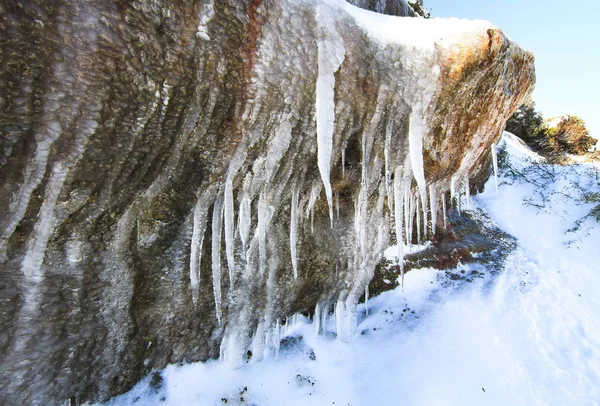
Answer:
[505,99,597,162]
[409,0,431,18]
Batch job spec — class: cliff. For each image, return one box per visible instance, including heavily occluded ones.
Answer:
[0,0,534,403]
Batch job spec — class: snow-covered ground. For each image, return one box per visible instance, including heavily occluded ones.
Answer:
[100,134,600,405]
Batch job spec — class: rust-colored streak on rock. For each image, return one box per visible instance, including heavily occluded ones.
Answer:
[242,0,263,101]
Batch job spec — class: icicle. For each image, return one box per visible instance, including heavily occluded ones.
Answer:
[335,301,345,339]
[421,187,428,241]
[219,335,227,363]
[384,120,393,212]
[491,142,499,193]
[442,192,447,229]
[364,285,369,316]
[464,177,471,210]
[252,320,265,362]
[257,190,274,274]
[274,319,281,360]
[335,192,340,219]
[341,147,346,179]
[408,110,428,221]
[223,329,243,369]
[305,182,322,218]
[224,180,235,286]
[416,195,421,245]
[190,194,210,303]
[316,3,345,228]
[408,192,415,251]
[429,185,438,234]
[404,188,411,247]
[238,193,251,252]
[450,176,457,208]
[321,304,328,334]
[290,188,299,280]
[393,167,405,287]
[211,193,224,324]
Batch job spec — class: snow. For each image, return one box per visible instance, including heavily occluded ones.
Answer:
[339,0,494,50]
[99,131,600,406]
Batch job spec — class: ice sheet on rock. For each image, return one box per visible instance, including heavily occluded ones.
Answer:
[316,1,345,227]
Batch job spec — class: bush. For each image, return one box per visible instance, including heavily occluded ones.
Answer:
[498,142,600,243]
[505,101,596,161]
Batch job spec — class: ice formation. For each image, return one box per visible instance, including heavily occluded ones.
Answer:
[190,189,213,303]
[492,142,499,193]
[290,188,299,280]
[212,193,224,324]
[0,0,534,400]
[316,1,345,227]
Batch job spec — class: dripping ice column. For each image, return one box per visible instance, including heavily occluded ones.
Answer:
[238,192,251,252]
[190,189,213,303]
[315,2,345,227]
[408,107,428,239]
[429,184,438,234]
[394,167,405,288]
[442,192,447,228]
[290,188,299,280]
[491,143,499,193]
[211,193,224,324]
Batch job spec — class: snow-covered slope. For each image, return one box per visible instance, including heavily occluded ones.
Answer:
[98,136,600,405]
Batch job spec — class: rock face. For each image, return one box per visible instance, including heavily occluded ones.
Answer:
[0,0,534,403]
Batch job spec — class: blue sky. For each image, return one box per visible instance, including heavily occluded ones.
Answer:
[425,0,600,139]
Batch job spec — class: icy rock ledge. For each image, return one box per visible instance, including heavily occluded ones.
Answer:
[0,0,534,403]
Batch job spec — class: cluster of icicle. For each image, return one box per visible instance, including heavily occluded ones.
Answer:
[195,1,504,368]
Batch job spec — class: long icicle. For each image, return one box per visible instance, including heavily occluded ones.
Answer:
[442,192,447,229]
[190,192,210,304]
[429,184,438,235]
[416,194,421,246]
[224,179,235,286]
[491,142,499,194]
[211,193,224,324]
[290,187,299,280]
[394,167,405,289]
